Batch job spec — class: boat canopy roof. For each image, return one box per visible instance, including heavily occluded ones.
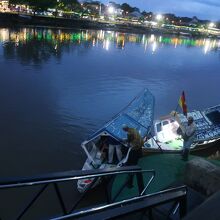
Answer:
[86,89,155,143]
[177,104,220,142]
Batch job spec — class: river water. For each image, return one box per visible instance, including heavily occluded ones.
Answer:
[0,27,220,177]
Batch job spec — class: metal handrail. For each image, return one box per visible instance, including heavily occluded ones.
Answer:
[0,167,153,189]
[50,185,187,220]
[140,170,155,195]
[0,166,155,220]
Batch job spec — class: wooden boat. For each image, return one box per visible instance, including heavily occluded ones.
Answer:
[77,89,155,193]
[143,105,220,154]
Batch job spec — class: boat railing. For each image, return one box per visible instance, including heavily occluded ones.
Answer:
[0,165,155,220]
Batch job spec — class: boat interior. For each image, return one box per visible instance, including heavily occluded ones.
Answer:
[77,133,131,192]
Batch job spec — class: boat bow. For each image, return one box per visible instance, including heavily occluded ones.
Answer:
[86,88,155,143]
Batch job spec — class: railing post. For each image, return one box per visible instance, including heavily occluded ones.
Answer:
[179,194,187,218]
[136,172,144,195]
[69,177,99,214]
[17,184,49,220]
[148,208,154,220]
[54,183,67,215]
[105,176,116,204]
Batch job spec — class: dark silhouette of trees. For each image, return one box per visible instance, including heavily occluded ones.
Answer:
[9,0,56,12]
[59,0,80,11]
[28,0,56,12]
[9,0,26,4]
[121,3,134,13]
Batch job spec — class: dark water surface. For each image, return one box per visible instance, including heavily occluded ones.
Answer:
[0,27,220,177]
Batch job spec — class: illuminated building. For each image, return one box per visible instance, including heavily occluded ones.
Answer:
[0,0,8,11]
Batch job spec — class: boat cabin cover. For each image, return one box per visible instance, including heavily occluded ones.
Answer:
[84,89,155,144]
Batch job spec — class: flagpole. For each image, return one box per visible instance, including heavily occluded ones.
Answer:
[173,102,180,116]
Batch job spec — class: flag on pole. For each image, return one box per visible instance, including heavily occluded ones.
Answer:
[179,91,187,116]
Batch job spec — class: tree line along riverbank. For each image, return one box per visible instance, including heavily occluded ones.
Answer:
[1,12,219,38]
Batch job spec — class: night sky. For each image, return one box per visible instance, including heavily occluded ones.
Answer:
[102,0,220,21]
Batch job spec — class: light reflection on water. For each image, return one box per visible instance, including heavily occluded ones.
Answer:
[0,28,220,54]
[0,27,219,176]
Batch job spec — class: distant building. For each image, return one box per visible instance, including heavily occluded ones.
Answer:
[107,2,123,16]
[191,16,199,23]
[188,16,199,26]
[0,0,9,11]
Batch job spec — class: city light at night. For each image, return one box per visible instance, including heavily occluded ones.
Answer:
[108,6,114,14]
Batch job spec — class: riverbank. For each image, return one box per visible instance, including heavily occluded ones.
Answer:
[0,12,219,38]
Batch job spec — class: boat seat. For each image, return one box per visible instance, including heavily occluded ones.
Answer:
[117,147,132,166]
[89,142,104,167]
